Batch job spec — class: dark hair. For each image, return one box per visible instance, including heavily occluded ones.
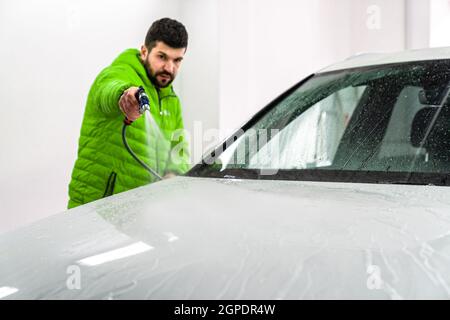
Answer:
[145,18,188,51]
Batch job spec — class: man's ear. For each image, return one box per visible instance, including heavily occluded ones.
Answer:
[140,45,148,60]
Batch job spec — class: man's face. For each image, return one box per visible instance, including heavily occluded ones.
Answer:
[140,41,185,88]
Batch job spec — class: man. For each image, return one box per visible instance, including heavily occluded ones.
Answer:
[68,18,190,209]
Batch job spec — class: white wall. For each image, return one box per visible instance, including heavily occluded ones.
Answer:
[0,0,181,233]
[218,0,406,137]
[429,0,450,48]
[405,0,430,49]
[178,0,220,163]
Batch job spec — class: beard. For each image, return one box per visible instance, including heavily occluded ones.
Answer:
[143,59,174,88]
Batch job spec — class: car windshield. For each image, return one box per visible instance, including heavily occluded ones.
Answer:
[188,60,450,185]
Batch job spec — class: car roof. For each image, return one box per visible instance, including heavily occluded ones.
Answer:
[320,46,450,73]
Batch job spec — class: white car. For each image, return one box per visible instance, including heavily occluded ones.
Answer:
[1,47,450,300]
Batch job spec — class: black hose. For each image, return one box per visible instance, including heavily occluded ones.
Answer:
[122,123,162,181]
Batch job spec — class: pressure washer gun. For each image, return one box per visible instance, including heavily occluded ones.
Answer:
[123,86,150,125]
[121,86,162,181]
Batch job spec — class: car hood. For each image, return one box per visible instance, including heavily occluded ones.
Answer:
[2,176,450,299]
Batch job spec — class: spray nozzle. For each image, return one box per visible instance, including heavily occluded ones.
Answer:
[124,86,150,126]
[135,86,150,114]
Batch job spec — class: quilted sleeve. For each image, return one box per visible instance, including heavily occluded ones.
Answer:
[91,65,134,116]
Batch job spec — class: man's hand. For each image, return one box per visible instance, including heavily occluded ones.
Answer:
[163,172,177,180]
[119,87,141,122]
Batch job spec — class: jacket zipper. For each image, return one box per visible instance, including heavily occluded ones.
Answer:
[155,89,161,175]
[103,171,117,197]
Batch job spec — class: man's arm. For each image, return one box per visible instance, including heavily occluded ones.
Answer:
[92,66,134,116]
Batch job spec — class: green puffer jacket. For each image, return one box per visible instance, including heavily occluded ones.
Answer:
[68,48,190,209]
